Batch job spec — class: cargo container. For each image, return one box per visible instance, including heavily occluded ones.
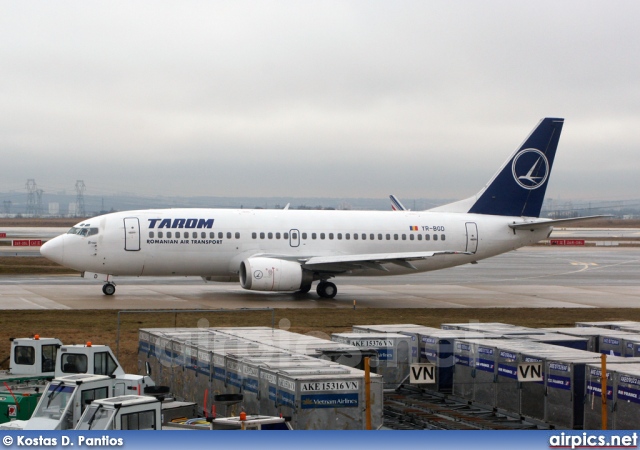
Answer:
[331,333,411,388]
[545,355,604,429]
[418,330,494,393]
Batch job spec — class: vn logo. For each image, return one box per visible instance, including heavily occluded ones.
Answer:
[410,363,436,384]
[517,362,543,382]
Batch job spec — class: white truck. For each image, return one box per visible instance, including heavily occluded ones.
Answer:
[1,336,62,381]
[2,337,126,384]
[1,337,136,426]
[76,395,162,430]
[19,372,156,430]
[75,395,290,430]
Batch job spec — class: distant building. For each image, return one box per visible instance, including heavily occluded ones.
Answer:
[48,202,59,215]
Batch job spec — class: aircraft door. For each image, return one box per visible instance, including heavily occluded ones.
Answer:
[289,229,300,248]
[465,222,478,254]
[124,217,141,251]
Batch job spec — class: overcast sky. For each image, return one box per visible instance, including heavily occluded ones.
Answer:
[1,1,638,204]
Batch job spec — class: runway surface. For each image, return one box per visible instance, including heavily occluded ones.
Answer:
[0,247,638,310]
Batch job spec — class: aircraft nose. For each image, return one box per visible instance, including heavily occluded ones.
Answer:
[40,235,64,265]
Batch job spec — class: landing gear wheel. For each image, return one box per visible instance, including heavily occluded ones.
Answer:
[102,283,116,296]
[316,281,337,299]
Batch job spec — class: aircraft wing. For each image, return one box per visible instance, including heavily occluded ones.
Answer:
[508,215,609,231]
[298,250,471,272]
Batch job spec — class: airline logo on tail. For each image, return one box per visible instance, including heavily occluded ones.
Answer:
[511,148,549,190]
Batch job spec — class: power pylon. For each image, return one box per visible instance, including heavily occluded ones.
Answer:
[75,180,86,217]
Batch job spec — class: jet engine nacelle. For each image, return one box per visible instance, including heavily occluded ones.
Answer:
[239,257,311,292]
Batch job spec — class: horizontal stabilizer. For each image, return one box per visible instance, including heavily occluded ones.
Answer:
[508,215,609,231]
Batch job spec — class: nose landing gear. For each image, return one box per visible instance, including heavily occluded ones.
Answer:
[102,282,116,296]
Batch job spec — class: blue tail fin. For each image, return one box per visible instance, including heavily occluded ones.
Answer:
[467,118,564,217]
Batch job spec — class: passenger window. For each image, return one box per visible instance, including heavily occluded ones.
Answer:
[386,234,390,240]
[312,233,317,240]
[302,233,307,239]
[441,234,446,241]
[158,232,163,238]
[292,232,298,239]
[402,234,406,240]
[337,233,342,240]
[276,232,281,239]
[94,352,118,376]
[14,346,35,365]
[346,233,350,240]
[252,232,257,239]
[268,232,273,239]
[418,234,423,241]
[80,387,108,414]
[433,234,438,241]
[394,234,398,240]
[260,232,265,239]
[149,232,154,238]
[121,410,156,430]
[227,232,231,239]
[353,233,358,240]
[329,233,334,240]
[184,232,189,238]
[320,233,326,239]
[176,232,180,239]
[210,232,214,238]
[62,353,88,374]
[378,234,383,240]
[410,234,414,241]
[167,232,172,238]
[41,345,57,372]
[235,232,240,239]
[284,233,289,239]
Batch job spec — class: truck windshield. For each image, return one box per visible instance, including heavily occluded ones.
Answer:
[31,383,76,422]
[76,405,115,430]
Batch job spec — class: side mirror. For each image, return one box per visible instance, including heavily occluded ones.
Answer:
[145,361,152,376]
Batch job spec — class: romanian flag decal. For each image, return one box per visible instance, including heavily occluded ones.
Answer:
[409,226,418,231]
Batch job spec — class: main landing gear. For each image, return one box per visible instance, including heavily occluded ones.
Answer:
[102,282,116,296]
[316,281,337,299]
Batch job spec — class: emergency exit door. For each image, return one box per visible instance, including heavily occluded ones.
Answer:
[124,217,141,251]
[289,229,300,247]
[465,222,478,254]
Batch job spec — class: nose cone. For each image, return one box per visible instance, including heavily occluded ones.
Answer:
[40,235,65,265]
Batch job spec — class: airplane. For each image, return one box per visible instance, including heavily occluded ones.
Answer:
[389,194,408,211]
[40,117,602,299]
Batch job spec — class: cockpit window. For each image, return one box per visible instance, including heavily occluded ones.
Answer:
[67,227,99,237]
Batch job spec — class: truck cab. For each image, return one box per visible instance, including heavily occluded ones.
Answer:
[6,336,62,378]
[22,372,155,430]
[76,395,161,430]
[55,343,125,379]
[24,374,113,430]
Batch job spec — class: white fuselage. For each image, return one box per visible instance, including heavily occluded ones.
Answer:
[43,208,551,279]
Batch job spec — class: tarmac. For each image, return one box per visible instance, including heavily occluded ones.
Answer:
[0,246,638,310]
